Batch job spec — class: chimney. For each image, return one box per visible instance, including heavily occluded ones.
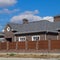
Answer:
[54,16,60,22]
[23,18,28,24]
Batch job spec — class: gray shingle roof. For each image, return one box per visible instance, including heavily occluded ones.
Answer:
[8,20,60,34]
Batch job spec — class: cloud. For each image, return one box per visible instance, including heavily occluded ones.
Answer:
[0,8,20,14]
[11,10,54,23]
[43,16,54,22]
[21,10,39,15]
[0,0,17,7]
[2,29,4,32]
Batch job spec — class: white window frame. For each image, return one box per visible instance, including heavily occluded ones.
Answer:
[32,35,40,41]
[18,36,26,41]
[7,27,11,32]
[0,38,5,42]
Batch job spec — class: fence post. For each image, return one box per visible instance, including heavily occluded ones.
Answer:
[16,42,18,50]
[7,42,9,50]
[25,41,27,50]
[36,41,38,50]
[0,42,1,50]
[48,40,51,52]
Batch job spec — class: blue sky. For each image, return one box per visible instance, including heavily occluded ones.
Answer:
[0,0,60,31]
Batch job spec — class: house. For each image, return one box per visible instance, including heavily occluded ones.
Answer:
[1,16,60,42]
[0,32,4,42]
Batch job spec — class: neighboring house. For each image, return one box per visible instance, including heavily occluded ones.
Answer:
[0,32,4,42]
[1,16,60,42]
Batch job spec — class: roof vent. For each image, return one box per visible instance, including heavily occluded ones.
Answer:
[54,16,60,22]
[23,18,29,24]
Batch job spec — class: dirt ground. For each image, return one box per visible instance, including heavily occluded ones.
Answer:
[0,58,60,60]
[0,53,60,58]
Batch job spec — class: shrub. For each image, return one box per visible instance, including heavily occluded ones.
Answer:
[9,53,15,56]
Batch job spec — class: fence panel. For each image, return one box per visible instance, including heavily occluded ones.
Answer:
[0,40,60,52]
[51,40,60,50]
[38,40,48,50]
[27,41,36,49]
[0,42,7,50]
[17,42,25,49]
[8,42,16,50]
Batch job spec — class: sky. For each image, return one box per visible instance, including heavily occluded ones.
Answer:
[0,0,60,31]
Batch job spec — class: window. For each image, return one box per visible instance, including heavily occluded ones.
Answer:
[0,38,5,42]
[32,35,40,41]
[7,27,11,32]
[18,36,26,41]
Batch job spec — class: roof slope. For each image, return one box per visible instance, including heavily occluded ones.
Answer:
[7,20,60,34]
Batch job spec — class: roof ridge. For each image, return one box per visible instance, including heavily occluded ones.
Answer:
[8,20,52,25]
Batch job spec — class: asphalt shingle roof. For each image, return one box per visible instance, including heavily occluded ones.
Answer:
[7,20,60,34]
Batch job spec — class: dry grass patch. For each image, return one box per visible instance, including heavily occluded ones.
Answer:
[0,53,60,58]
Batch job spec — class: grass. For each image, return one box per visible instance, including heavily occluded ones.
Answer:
[9,53,16,56]
[0,53,60,58]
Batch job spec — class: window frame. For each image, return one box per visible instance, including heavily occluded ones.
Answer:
[32,35,40,41]
[18,36,26,41]
[7,26,11,32]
